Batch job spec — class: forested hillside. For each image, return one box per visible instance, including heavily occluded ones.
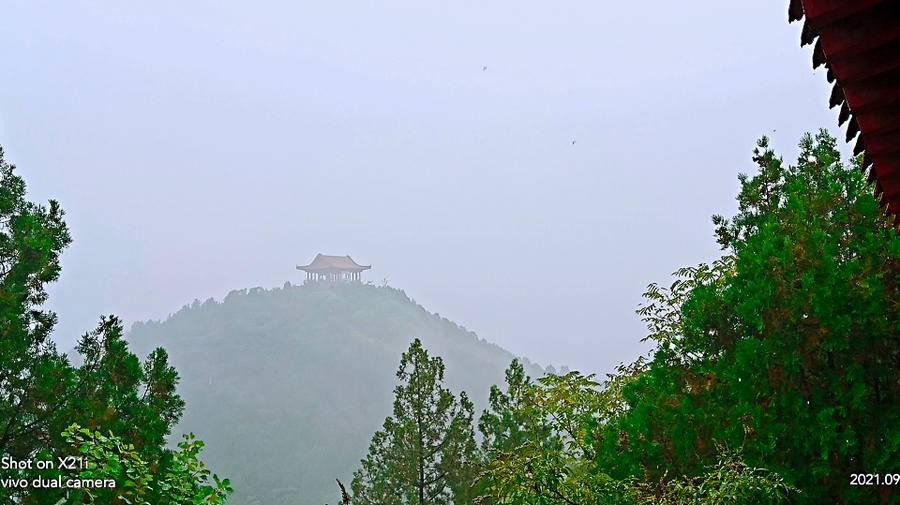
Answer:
[127,282,543,505]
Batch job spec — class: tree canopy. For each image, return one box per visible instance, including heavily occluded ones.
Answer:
[592,131,899,503]
[471,130,898,504]
[352,339,479,505]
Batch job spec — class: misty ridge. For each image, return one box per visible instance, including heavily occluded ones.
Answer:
[127,280,545,505]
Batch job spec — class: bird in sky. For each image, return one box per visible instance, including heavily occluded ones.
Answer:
[571,139,577,145]
[482,65,487,71]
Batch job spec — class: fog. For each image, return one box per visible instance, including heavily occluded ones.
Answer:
[1,1,841,374]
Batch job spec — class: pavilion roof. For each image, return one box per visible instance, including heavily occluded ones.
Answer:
[789,0,900,219]
[297,254,371,272]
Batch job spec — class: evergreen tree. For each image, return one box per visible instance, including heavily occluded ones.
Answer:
[351,339,478,505]
[596,131,899,503]
[0,146,72,458]
[0,148,227,503]
[478,359,537,453]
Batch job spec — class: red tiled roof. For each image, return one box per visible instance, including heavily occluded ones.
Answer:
[297,254,371,272]
[789,0,900,218]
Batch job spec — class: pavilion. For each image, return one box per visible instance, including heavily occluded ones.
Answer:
[297,254,371,282]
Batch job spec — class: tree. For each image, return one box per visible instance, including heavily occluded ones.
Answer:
[56,424,231,505]
[479,369,631,505]
[479,359,539,454]
[0,147,227,503]
[351,339,478,505]
[477,359,542,504]
[479,360,794,505]
[595,131,899,503]
[626,449,795,505]
[0,146,72,457]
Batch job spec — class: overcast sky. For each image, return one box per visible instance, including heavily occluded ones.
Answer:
[1,1,846,374]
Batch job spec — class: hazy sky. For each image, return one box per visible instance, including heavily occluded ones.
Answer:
[1,1,845,374]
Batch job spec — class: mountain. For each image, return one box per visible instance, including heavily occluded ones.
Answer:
[127,281,544,505]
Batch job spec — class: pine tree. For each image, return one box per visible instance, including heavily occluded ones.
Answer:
[478,359,537,453]
[351,339,478,505]
[0,147,226,503]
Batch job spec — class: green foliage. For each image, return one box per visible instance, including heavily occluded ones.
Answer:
[155,433,233,504]
[595,131,899,503]
[475,130,899,503]
[61,424,153,504]
[0,146,72,459]
[351,339,479,505]
[478,367,631,505]
[626,449,796,505]
[478,362,794,505]
[0,148,226,503]
[62,423,232,504]
[67,317,186,458]
[479,359,541,454]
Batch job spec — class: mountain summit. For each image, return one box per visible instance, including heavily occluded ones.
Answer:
[128,281,542,505]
